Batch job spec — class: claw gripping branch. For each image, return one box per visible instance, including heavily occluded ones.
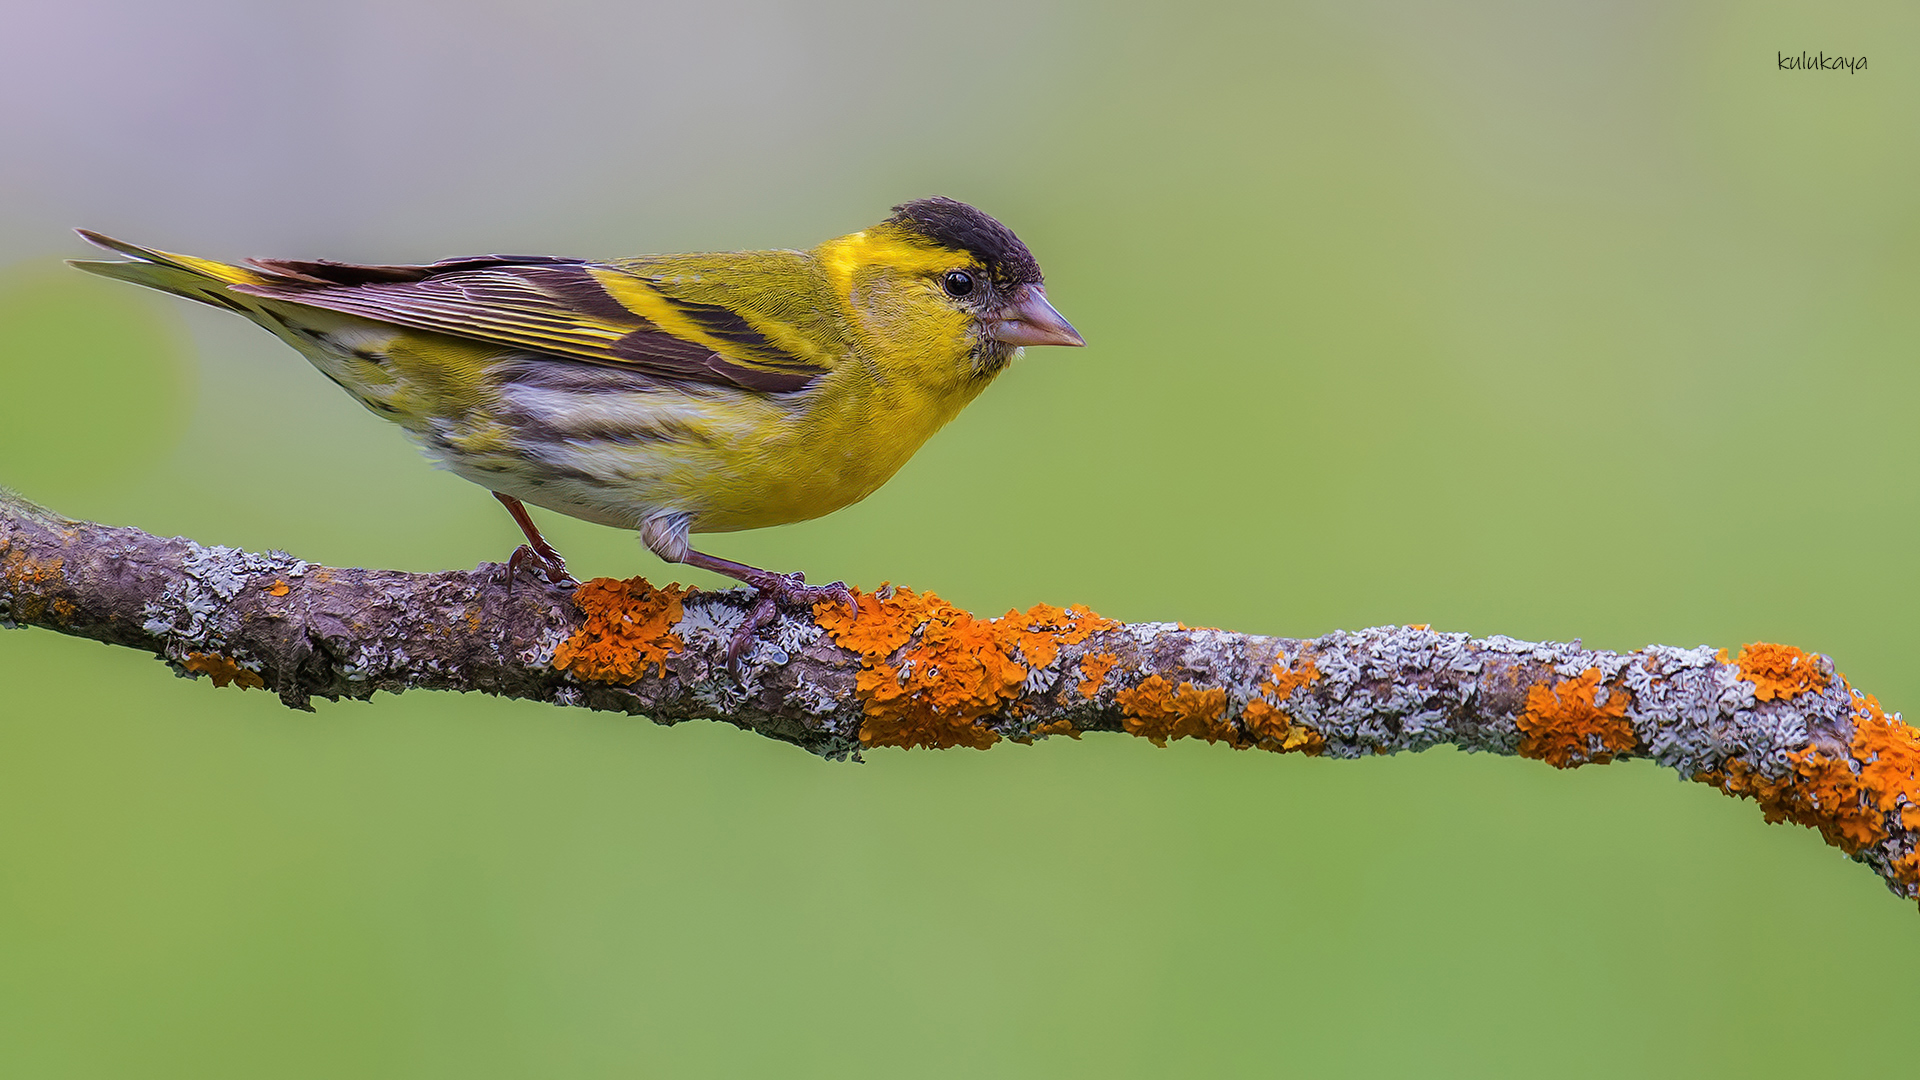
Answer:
[3,488,1917,909]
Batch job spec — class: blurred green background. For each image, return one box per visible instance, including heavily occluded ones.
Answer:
[3,1,1916,1076]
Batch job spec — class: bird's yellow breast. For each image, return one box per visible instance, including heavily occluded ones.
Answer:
[704,233,986,527]
[683,362,988,533]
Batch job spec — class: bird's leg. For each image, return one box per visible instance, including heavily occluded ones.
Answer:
[492,492,578,588]
[678,549,856,609]
[637,513,854,675]
[676,548,856,676]
[681,549,857,672]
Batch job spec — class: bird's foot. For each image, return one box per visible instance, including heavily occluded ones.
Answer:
[504,543,578,592]
[725,570,855,678]
[493,491,577,593]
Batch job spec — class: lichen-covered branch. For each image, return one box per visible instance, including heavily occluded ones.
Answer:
[4,488,1918,908]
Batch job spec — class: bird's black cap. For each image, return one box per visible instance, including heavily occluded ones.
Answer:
[887,197,1043,289]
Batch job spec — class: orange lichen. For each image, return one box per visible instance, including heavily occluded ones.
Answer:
[818,587,1015,749]
[1733,642,1829,701]
[1115,675,1236,747]
[267,579,290,597]
[998,602,1119,669]
[1243,655,1324,754]
[1516,668,1636,768]
[1242,700,1322,753]
[182,651,265,690]
[1029,719,1079,740]
[1682,649,1920,894]
[1263,656,1320,706]
[814,587,1119,750]
[813,586,921,660]
[551,576,687,684]
[1852,693,1920,840]
[1,550,64,623]
[1,550,62,585]
[1077,652,1119,699]
[1702,744,1885,856]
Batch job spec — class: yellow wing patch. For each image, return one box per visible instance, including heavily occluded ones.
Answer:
[231,258,830,393]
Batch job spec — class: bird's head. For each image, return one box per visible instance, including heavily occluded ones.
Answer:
[820,196,1083,381]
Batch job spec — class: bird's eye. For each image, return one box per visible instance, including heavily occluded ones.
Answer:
[941,270,976,298]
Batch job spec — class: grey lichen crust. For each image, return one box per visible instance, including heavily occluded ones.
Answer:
[1260,625,1841,782]
[1294,627,1500,756]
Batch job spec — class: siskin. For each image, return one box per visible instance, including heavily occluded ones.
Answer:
[71,198,1084,662]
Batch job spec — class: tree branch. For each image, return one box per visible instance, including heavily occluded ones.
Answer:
[4,487,1918,908]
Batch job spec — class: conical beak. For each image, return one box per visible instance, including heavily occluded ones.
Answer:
[986,285,1085,347]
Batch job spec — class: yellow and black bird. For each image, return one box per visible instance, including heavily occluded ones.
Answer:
[71,198,1084,662]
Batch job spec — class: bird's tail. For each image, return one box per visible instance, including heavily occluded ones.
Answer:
[67,230,270,314]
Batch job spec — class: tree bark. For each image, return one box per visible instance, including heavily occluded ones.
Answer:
[4,488,1917,908]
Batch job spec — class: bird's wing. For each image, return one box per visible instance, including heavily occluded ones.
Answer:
[229,254,830,393]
